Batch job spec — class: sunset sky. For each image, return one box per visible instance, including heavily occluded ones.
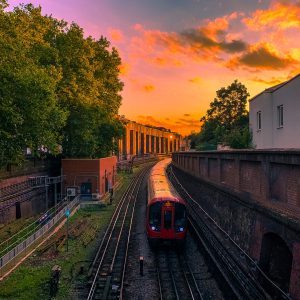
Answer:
[7,0,300,135]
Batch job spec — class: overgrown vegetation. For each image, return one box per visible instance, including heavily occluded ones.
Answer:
[190,80,252,150]
[0,1,124,169]
[0,216,35,243]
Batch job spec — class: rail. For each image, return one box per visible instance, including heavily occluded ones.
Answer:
[155,248,203,300]
[178,253,204,300]
[87,165,151,299]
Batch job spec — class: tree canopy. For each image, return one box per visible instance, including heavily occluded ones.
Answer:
[192,80,252,150]
[0,2,124,167]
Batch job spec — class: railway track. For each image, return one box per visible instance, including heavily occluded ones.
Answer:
[0,187,44,212]
[86,164,153,300]
[156,248,203,300]
[168,166,291,300]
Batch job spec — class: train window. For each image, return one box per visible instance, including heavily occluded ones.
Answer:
[174,203,186,232]
[164,210,172,229]
[149,202,162,231]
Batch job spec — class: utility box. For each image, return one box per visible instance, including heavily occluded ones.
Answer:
[62,157,117,200]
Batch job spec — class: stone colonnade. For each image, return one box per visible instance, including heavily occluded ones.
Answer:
[118,121,182,160]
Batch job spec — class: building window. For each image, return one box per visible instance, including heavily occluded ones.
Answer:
[257,111,262,130]
[277,105,283,128]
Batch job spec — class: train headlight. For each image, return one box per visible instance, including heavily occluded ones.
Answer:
[175,226,184,232]
[151,225,160,231]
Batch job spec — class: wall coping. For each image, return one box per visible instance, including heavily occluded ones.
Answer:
[177,149,300,155]
[175,150,300,165]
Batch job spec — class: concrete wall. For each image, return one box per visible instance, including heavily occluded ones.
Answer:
[173,150,300,299]
[250,75,300,149]
[249,92,273,148]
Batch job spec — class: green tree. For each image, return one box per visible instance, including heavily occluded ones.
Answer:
[0,2,124,168]
[197,80,251,149]
[0,3,66,167]
[224,126,252,149]
[54,23,124,158]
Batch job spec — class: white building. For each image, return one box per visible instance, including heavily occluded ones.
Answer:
[249,74,300,149]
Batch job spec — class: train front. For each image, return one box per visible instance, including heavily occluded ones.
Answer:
[146,159,187,247]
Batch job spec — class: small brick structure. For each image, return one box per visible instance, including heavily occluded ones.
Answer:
[62,156,117,200]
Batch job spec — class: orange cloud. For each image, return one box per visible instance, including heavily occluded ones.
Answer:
[153,57,167,66]
[200,12,239,40]
[136,115,201,136]
[244,2,300,30]
[151,56,183,67]
[290,48,300,60]
[175,12,246,57]
[227,43,296,70]
[128,5,300,75]
[129,13,248,69]
[179,28,247,54]
[119,63,130,76]
[109,29,123,42]
[143,84,155,92]
[189,76,202,84]
[133,23,143,32]
[251,76,287,85]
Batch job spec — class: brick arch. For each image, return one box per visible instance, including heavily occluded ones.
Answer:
[259,232,292,297]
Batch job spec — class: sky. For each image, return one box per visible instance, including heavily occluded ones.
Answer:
[7,0,300,135]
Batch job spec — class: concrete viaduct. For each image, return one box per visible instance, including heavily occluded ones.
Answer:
[118,119,182,160]
[172,150,300,299]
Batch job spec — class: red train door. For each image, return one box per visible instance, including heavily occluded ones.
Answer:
[161,201,174,237]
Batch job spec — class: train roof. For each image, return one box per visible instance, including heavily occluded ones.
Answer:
[148,158,183,202]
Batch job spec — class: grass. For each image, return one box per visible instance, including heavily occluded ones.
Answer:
[0,217,36,248]
[0,169,137,300]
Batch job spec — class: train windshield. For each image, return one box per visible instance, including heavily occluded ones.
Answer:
[174,203,186,232]
[149,202,162,231]
[164,210,172,229]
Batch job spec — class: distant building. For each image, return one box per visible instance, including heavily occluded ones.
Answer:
[62,157,117,200]
[249,74,300,149]
[118,118,182,160]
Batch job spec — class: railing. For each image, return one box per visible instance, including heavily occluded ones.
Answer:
[0,196,79,275]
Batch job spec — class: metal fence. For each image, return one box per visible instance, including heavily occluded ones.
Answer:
[0,196,79,274]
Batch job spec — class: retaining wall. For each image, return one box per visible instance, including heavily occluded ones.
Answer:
[172,150,300,299]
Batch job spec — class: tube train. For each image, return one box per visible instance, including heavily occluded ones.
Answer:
[146,158,187,248]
